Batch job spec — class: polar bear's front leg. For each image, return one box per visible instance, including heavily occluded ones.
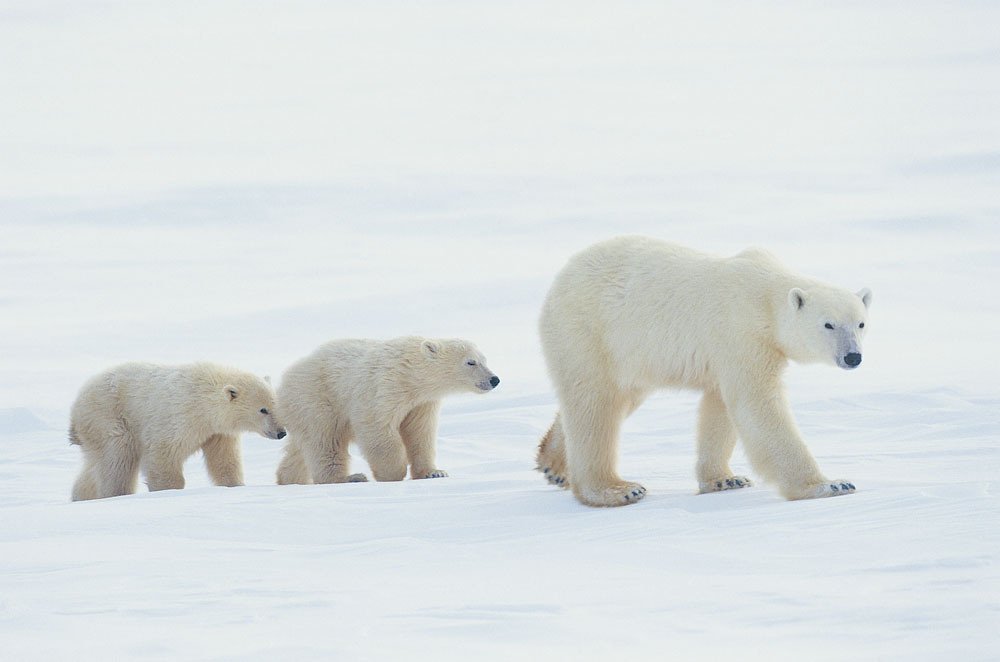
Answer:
[357,423,409,482]
[721,376,854,500]
[400,402,447,479]
[202,433,244,487]
[696,389,753,493]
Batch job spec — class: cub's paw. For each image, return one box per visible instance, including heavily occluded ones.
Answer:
[540,466,568,488]
[419,469,449,479]
[699,475,753,494]
[576,481,646,507]
[346,473,369,483]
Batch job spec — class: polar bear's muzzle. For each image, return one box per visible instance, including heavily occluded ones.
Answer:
[478,374,501,391]
[838,352,862,370]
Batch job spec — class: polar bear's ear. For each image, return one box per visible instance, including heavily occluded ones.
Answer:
[788,288,807,310]
[225,385,238,401]
[422,340,440,357]
[857,287,872,309]
[263,375,272,385]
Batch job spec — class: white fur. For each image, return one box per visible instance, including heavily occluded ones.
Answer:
[536,236,871,507]
[70,362,285,501]
[275,336,499,484]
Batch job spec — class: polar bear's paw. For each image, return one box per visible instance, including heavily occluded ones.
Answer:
[789,480,856,499]
[346,473,369,482]
[576,480,646,507]
[418,469,449,479]
[540,466,569,488]
[814,480,856,497]
[699,475,753,494]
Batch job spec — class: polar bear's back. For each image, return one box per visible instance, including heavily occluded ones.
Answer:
[277,338,395,424]
[539,236,786,391]
[69,362,238,446]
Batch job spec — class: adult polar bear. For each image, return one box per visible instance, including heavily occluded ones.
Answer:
[537,236,872,507]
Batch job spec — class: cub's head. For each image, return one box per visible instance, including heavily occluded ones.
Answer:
[223,374,286,439]
[778,286,872,370]
[421,339,500,394]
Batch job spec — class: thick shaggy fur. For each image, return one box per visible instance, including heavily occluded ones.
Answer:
[536,236,872,507]
[276,337,499,485]
[70,362,285,501]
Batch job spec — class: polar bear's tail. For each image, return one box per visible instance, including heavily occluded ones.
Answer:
[536,415,569,489]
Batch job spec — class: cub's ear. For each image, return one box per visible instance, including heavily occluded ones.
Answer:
[788,288,807,311]
[422,340,440,357]
[264,375,272,385]
[225,385,238,401]
[857,287,872,309]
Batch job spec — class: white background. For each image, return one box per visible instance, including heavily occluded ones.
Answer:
[2,2,998,659]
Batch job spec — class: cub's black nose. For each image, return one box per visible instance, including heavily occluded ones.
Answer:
[489,375,500,388]
[844,353,862,367]
[277,429,287,439]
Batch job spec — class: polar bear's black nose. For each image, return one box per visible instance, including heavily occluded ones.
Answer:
[277,429,287,439]
[489,375,500,388]
[844,353,862,367]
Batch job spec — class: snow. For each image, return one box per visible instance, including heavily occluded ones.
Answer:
[2,2,999,659]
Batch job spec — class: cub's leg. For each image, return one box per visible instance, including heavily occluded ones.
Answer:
[143,438,188,492]
[696,389,752,493]
[356,422,408,482]
[276,439,311,484]
[202,433,244,487]
[300,419,367,484]
[71,451,100,501]
[400,401,447,479]
[92,425,141,499]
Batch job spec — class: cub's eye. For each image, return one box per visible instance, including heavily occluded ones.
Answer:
[260,408,269,415]
[824,323,834,330]
[859,322,865,329]
[466,360,477,367]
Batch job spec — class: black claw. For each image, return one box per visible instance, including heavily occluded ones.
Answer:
[847,483,855,490]
[716,481,723,489]
[831,485,839,492]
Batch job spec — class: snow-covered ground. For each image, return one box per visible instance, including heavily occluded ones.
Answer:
[2,2,999,659]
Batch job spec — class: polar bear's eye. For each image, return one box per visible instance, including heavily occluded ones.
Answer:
[260,408,269,415]
[824,323,834,330]
[466,360,477,367]
[859,322,865,329]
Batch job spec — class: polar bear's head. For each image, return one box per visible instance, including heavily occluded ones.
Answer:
[223,375,287,439]
[777,285,872,370]
[421,339,500,394]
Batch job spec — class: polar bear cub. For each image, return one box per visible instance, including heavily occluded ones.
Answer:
[276,336,500,485]
[536,236,872,507]
[70,362,285,501]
